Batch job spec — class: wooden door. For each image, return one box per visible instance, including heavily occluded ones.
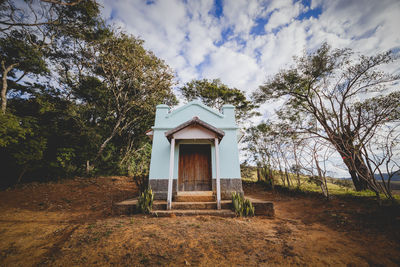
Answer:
[178,144,212,191]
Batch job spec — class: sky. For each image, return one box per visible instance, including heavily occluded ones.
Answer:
[100,0,400,93]
[99,0,400,177]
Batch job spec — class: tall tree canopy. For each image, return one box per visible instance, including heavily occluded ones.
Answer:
[77,31,177,171]
[179,78,258,123]
[253,43,400,191]
[0,0,102,113]
[0,1,177,187]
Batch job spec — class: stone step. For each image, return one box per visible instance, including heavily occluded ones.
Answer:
[150,209,235,217]
[175,191,215,202]
[171,201,231,210]
[114,197,274,217]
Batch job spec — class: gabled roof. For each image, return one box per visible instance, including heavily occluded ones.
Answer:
[165,100,224,118]
[165,116,225,142]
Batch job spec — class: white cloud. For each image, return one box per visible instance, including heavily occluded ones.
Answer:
[100,0,400,95]
[202,46,264,91]
[265,0,305,31]
[222,0,262,36]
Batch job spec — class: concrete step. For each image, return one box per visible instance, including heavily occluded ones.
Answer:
[150,209,235,217]
[175,191,215,202]
[114,197,274,217]
[171,201,232,210]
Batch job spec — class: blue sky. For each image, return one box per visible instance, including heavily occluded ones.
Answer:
[100,0,400,177]
[101,0,399,93]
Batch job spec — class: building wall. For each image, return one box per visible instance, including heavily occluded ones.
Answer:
[148,100,242,199]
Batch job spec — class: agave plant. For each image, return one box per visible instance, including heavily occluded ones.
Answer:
[137,188,154,214]
[243,199,255,217]
[231,192,254,217]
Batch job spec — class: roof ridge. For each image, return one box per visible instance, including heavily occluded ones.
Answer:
[165,116,225,142]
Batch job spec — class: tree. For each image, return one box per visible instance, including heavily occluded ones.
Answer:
[244,122,277,187]
[123,142,152,193]
[0,31,48,113]
[301,139,335,198]
[0,0,106,185]
[179,78,258,123]
[78,31,177,172]
[0,0,102,113]
[253,43,400,192]
[361,125,400,201]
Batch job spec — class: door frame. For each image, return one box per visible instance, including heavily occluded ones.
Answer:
[177,141,213,192]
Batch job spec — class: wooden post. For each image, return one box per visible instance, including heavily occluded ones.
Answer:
[167,138,175,210]
[215,138,221,209]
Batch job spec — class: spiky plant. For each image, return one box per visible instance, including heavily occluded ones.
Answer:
[137,188,154,214]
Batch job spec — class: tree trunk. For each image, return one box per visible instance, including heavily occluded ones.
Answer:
[280,169,285,186]
[1,61,18,114]
[269,167,274,189]
[343,159,368,191]
[86,160,91,176]
[94,116,124,161]
[315,154,329,199]
[333,138,369,191]
[296,172,300,188]
[285,168,291,187]
[17,167,27,184]
[277,160,285,186]
[257,167,261,182]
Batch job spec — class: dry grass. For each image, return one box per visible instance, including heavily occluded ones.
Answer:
[244,170,400,198]
[0,176,399,266]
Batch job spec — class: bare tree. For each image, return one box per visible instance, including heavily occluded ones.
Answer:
[300,138,334,198]
[361,125,400,201]
[254,43,400,191]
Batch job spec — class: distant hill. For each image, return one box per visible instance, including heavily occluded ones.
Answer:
[342,173,400,181]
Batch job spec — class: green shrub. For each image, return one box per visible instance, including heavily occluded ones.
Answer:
[137,188,154,214]
[231,192,254,217]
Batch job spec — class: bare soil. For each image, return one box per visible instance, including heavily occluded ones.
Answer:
[0,177,399,266]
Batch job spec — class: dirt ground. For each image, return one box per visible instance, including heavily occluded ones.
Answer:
[0,177,399,266]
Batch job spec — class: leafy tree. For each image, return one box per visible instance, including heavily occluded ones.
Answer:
[77,31,177,172]
[0,0,105,185]
[0,1,177,186]
[253,43,400,193]
[0,30,48,113]
[244,122,276,186]
[0,0,102,113]
[123,142,152,193]
[179,78,258,123]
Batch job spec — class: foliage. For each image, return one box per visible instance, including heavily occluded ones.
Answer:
[0,113,27,147]
[0,0,102,113]
[240,163,256,181]
[137,187,154,214]
[0,1,177,187]
[179,78,258,124]
[231,192,255,217]
[124,143,152,193]
[79,31,177,171]
[253,43,400,194]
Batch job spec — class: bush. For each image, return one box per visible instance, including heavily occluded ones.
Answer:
[137,187,154,214]
[231,192,254,217]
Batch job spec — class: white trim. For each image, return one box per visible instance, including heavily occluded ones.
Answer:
[172,125,217,140]
[177,139,213,144]
[215,138,221,210]
[165,100,224,118]
[152,126,239,130]
[167,138,175,210]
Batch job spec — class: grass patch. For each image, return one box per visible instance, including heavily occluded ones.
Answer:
[245,169,400,203]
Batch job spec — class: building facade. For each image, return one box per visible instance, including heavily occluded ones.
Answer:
[148,100,243,209]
